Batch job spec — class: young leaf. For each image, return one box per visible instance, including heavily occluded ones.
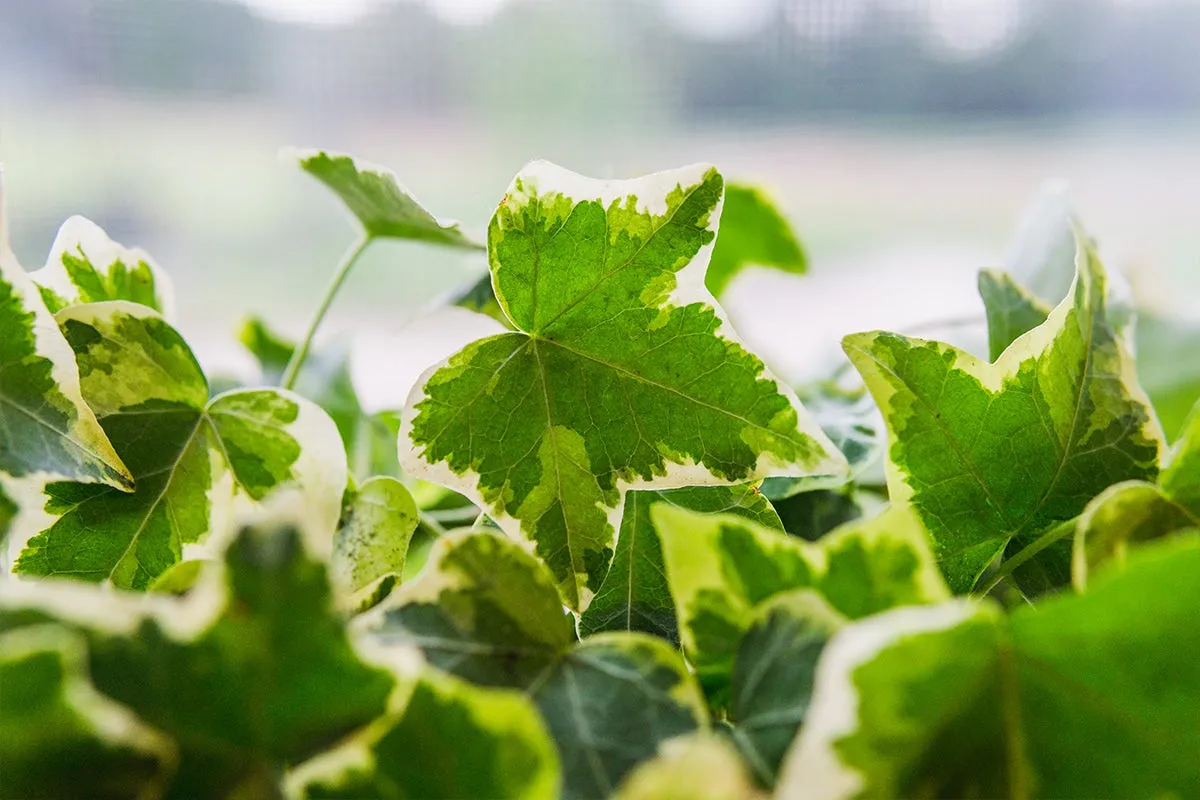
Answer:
[779,536,1200,799]
[0,625,177,800]
[846,235,1164,594]
[2,518,398,799]
[1073,399,1200,586]
[288,149,483,248]
[29,216,173,318]
[0,186,132,490]
[331,476,419,610]
[579,484,782,643]
[977,269,1051,362]
[289,673,560,800]
[704,184,806,297]
[400,161,846,610]
[360,531,708,800]
[655,504,947,699]
[14,302,347,589]
[615,735,765,800]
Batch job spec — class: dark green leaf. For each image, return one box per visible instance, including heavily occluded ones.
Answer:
[360,531,706,800]
[579,484,782,643]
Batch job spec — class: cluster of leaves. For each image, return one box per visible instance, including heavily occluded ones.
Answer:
[1,148,1199,800]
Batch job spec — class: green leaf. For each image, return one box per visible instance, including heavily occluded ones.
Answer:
[615,734,765,800]
[288,149,484,248]
[30,216,173,317]
[360,531,707,800]
[1072,399,1200,586]
[655,504,947,701]
[727,591,843,787]
[770,489,875,542]
[0,624,176,800]
[2,517,398,799]
[579,484,782,643]
[237,315,294,384]
[289,673,560,800]
[845,235,1164,595]
[450,272,517,329]
[14,302,347,590]
[705,184,806,297]
[0,197,132,490]
[332,476,419,610]
[977,269,1051,362]
[780,536,1200,799]
[401,161,846,610]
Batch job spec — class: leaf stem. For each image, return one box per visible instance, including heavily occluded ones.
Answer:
[972,517,1077,598]
[282,234,372,390]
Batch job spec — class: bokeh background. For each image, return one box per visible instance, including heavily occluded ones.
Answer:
[2,0,1198,407]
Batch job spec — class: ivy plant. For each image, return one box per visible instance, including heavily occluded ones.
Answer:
[1,150,1198,800]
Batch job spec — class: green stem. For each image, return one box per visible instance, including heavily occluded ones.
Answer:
[972,517,1078,598]
[281,234,372,390]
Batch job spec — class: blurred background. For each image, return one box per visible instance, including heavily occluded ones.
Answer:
[2,0,1198,407]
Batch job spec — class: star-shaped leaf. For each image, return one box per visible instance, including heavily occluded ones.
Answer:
[360,531,708,800]
[30,216,173,318]
[288,149,484,248]
[845,234,1164,594]
[14,302,347,589]
[289,672,560,800]
[400,161,846,610]
[0,624,177,800]
[1,516,398,799]
[704,183,806,297]
[779,536,1200,799]
[0,187,131,490]
[579,484,782,643]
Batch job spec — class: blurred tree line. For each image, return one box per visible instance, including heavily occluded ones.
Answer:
[3,0,1200,122]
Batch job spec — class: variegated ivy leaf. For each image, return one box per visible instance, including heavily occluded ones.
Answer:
[288,149,484,248]
[1073,398,1200,587]
[289,672,560,800]
[0,189,131,490]
[0,518,398,799]
[615,735,765,800]
[360,531,708,800]
[779,536,1200,799]
[579,484,782,643]
[332,476,419,611]
[846,235,1164,595]
[30,216,173,318]
[400,161,846,611]
[705,183,806,297]
[450,272,516,329]
[654,504,948,702]
[0,625,177,800]
[14,302,347,589]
